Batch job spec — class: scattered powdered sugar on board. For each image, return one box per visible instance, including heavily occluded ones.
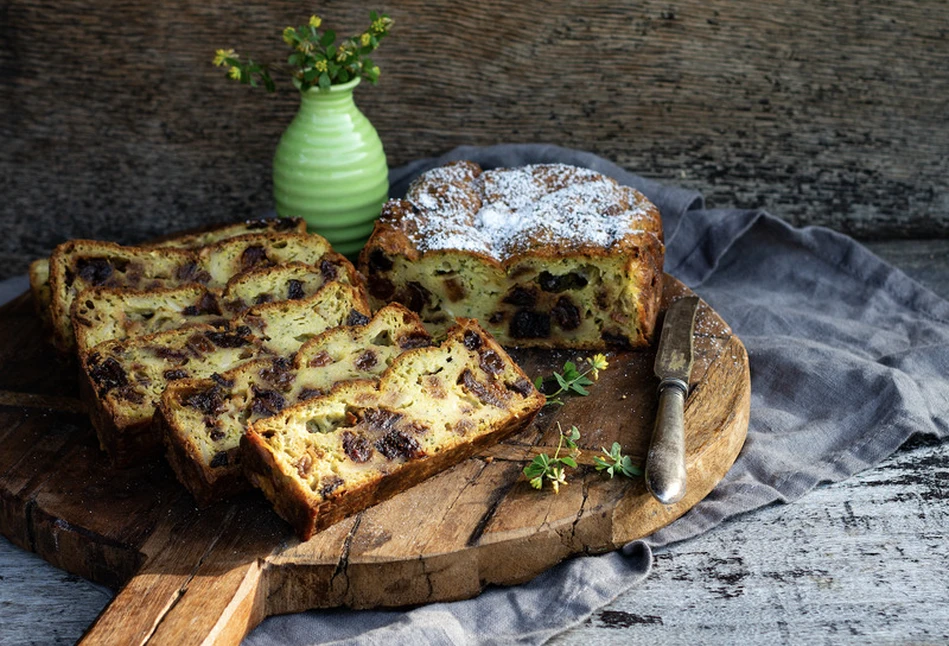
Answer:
[398,163,654,259]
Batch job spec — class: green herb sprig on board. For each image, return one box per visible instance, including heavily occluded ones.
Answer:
[525,354,641,492]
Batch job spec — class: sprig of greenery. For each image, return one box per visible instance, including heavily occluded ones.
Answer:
[594,442,642,479]
[533,353,609,406]
[523,423,580,493]
[526,355,641,491]
[214,11,394,92]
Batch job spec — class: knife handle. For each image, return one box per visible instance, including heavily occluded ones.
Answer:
[645,379,688,505]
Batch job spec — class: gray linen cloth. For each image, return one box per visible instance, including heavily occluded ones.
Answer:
[3,144,947,644]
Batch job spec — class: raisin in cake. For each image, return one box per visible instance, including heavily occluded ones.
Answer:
[30,218,305,334]
[80,281,370,465]
[242,318,545,540]
[358,161,664,349]
[49,230,333,352]
[157,304,432,505]
[72,259,358,355]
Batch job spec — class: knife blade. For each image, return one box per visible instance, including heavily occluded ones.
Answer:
[645,295,699,505]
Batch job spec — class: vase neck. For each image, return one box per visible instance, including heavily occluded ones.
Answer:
[298,78,361,113]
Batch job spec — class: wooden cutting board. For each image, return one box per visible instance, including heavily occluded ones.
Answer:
[0,275,749,645]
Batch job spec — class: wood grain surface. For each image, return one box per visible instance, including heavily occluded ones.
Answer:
[0,276,748,644]
[2,0,948,280]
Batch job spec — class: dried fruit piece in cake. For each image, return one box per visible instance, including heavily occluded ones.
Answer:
[80,281,370,466]
[358,161,664,349]
[241,318,545,540]
[71,258,359,355]
[48,231,333,352]
[157,304,432,506]
[30,218,306,334]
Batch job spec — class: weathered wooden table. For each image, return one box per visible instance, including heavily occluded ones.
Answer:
[1,239,946,645]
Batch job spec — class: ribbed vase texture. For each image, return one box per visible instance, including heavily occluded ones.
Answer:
[273,78,388,256]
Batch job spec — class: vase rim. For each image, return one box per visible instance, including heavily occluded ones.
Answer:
[298,76,362,95]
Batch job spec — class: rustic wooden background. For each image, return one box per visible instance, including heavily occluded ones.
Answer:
[1,0,948,280]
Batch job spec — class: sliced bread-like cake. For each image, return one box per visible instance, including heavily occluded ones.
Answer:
[30,218,306,333]
[49,230,333,352]
[158,304,432,506]
[71,258,359,355]
[80,281,370,466]
[358,161,664,349]
[241,318,545,540]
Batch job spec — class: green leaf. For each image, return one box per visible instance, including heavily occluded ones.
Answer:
[319,29,336,48]
[569,426,581,442]
[569,383,589,396]
[318,72,331,89]
[326,44,337,59]
[561,456,578,468]
[533,376,545,391]
[553,372,569,389]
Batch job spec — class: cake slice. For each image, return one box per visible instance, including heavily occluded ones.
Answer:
[72,285,226,356]
[358,161,664,349]
[30,218,306,332]
[241,318,545,540]
[80,282,370,466]
[71,258,359,355]
[157,304,432,505]
[231,282,370,357]
[49,231,333,352]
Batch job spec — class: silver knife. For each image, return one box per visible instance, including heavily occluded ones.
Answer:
[645,295,699,505]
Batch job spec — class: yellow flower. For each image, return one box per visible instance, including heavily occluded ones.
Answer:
[588,353,609,380]
[309,15,321,28]
[314,59,328,73]
[335,45,348,61]
[213,48,236,67]
[228,66,241,80]
[282,27,295,44]
[360,32,371,46]
[371,17,391,34]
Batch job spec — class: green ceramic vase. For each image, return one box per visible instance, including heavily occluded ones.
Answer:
[272,77,389,256]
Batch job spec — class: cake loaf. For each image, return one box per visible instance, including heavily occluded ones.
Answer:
[72,258,358,355]
[358,161,664,349]
[157,304,432,505]
[241,318,545,540]
[49,230,333,352]
[80,281,370,465]
[30,218,306,332]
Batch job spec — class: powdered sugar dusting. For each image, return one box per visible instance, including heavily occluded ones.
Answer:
[397,163,656,259]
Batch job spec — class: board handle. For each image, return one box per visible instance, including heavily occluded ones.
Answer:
[79,560,265,646]
[78,502,278,645]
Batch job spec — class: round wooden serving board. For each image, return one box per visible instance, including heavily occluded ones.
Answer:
[0,276,749,645]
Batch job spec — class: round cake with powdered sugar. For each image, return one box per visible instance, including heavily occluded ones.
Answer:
[358,161,665,349]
